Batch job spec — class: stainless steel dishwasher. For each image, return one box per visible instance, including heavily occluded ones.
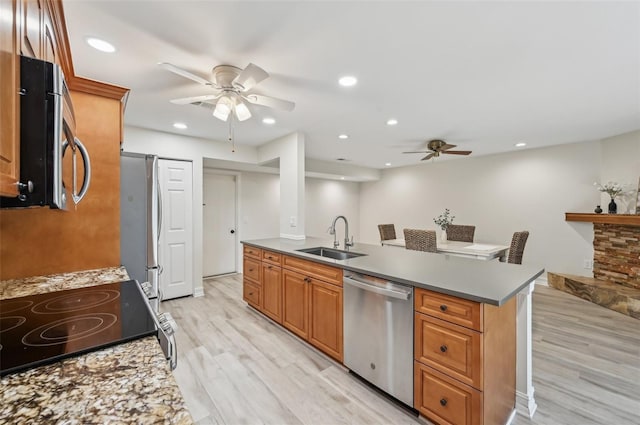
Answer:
[343,272,414,406]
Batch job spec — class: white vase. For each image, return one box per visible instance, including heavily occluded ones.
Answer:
[441,229,447,242]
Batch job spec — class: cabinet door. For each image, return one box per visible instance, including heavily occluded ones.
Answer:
[308,278,343,362]
[42,1,56,64]
[262,263,282,323]
[20,0,41,58]
[282,269,309,340]
[0,0,20,196]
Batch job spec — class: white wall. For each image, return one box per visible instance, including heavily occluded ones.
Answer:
[599,130,640,213]
[305,178,361,244]
[359,140,605,277]
[238,172,280,240]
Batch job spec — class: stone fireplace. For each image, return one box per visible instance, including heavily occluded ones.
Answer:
[548,213,640,319]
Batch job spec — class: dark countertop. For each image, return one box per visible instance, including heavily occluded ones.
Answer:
[242,237,544,305]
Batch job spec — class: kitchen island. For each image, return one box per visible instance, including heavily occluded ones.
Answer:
[0,267,192,425]
[242,237,544,425]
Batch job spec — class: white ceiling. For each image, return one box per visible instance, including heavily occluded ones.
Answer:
[63,1,640,169]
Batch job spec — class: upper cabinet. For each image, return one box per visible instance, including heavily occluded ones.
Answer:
[20,0,42,59]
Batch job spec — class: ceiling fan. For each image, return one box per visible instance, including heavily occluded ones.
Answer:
[159,62,295,122]
[403,139,472,161]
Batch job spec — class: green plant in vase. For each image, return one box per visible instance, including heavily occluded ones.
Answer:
[433,209,455,241]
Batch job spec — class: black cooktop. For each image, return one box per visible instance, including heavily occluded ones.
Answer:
[0,280,157,376]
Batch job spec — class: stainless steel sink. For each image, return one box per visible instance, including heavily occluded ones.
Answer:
[296,247,367,261]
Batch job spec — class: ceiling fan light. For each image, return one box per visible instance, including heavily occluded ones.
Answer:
[234,99,252,122]
[213,96,233,121]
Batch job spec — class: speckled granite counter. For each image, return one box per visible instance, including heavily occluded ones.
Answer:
[0,267,193,424]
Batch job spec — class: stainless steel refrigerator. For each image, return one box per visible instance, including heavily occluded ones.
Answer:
[120,152,161,310]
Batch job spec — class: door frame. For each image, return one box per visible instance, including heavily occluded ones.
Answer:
[202,168,242,276]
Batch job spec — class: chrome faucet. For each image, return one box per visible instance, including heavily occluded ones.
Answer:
[329,215,354,250]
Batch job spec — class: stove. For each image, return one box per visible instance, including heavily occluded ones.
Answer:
[0,280,157,376]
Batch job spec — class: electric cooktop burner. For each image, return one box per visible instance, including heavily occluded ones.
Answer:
[0,280,156,376]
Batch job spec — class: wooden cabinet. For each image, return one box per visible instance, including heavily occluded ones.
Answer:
[41,0,57,64]
[414,287,516,425]
[308,277,343,361]
[0,0,20,197]
[282,269,309,339]
[242,245,343,362]
[20,0,42,58]
[242,255,262,309]
[262,262,282,323]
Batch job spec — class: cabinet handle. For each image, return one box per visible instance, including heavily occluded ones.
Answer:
[304,277,311,283]
[249,292,253,296]
[440,345,448,353]
[440,304,448,312]
[268,256,273,259]
[249,268,254,272]
[440,398,447,407]
[268,265,272,269]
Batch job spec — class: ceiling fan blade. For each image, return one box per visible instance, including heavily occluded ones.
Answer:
[421,153,435,161]
[233,63,269,91]
[245,94,295,111]
[402,151,429,154]
[440,144,457,151]
[442,150,472,155]
[158,62,213,86]
[169,94,220,105]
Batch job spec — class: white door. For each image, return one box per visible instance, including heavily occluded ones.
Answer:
[203,173,237,276]
[158,159,194,300]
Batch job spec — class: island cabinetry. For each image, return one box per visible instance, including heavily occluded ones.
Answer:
[414,288,516,425]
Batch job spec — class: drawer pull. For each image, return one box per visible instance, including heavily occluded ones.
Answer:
[304,277,311,283]
[440,345,448,353]
[268,265,272,269]
[249,292,253,296]
[249,268,254,272]
[440,398,447,407]
[440,304,448,312]
[268,256,273,259]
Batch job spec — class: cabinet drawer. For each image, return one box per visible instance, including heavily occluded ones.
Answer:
[244,257,262,282]
[414,362,482,425]
[415,288,482,331]
[262,250,282,265]
[243,279,261,309]
[243,245,262,260]
[282,255,343,286]
[415,313,482,389]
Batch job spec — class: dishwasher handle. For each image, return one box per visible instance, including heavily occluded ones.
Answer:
[344,275,412,300]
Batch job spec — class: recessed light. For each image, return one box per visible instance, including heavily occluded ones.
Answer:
[515,142,527,147]
[385,162,391,166]
[173,122,187,130]
[340,176,345,180]
[338,76,358,87]
[386,119,398,126]
[86,37,116,53]
[262,117,276,125]
[338,134,349,140]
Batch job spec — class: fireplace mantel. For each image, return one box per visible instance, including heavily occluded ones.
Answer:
[565,213,640,226]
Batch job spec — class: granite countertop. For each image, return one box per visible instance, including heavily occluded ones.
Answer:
[242,237,544,305]
[0,266,193,424]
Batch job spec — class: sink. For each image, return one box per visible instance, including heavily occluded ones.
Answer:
[296,247,367,261]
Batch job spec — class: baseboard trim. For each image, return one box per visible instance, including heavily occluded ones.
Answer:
[280,233,306,240]
[516,388,537,418]
[535,276,549,286]
[193,287,205,298]
[505,408,517,425]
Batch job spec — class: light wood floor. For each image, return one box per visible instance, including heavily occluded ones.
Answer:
[164,275,640,425]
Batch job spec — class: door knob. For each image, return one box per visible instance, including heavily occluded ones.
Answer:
[230,229,235,234]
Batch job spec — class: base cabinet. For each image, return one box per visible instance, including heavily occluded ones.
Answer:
[414,288,516,425]
[243,246,343,362]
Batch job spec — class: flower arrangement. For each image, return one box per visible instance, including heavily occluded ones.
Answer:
[433,208,455,230]
[594,181,625,200]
